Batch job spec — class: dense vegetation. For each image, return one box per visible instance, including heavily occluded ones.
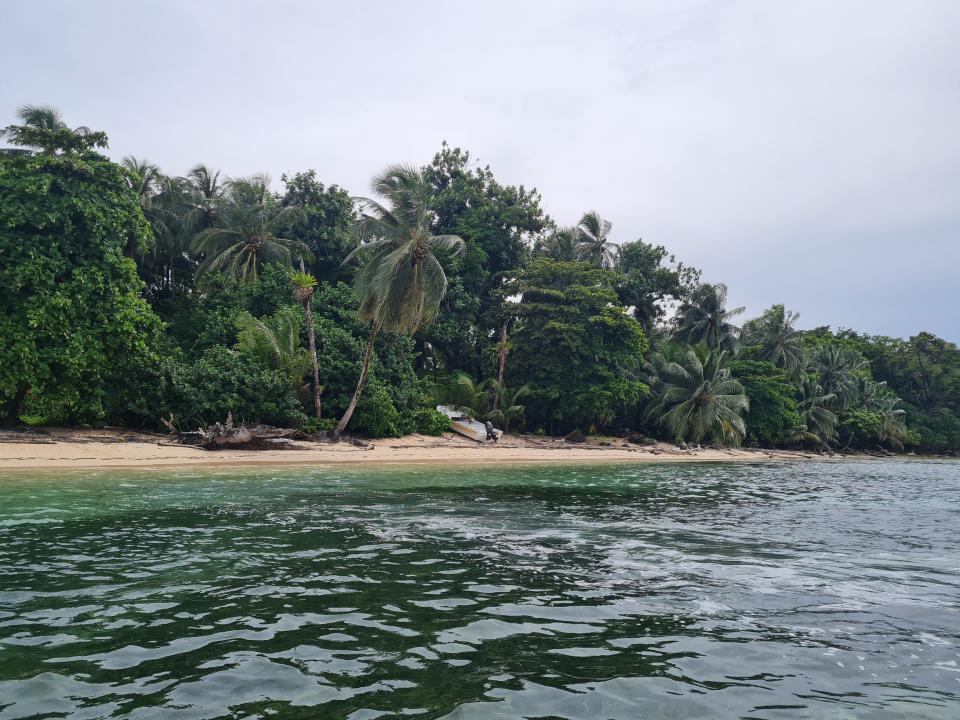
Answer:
[2,106,958,452]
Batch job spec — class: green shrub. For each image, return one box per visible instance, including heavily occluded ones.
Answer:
[413,408,450,435]
[300,416,335,434]
[353,382,403,437]
[838,410,884,449]
[160,346,303,428]
[730,360,802,447]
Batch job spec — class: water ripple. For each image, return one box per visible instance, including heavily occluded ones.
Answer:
[0,459,958,718]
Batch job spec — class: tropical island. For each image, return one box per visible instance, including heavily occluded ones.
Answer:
[2,104,959,463]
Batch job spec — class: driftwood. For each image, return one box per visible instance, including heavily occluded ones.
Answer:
[162,412,299,451]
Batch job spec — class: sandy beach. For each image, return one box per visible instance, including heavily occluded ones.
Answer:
[0,427,816,470]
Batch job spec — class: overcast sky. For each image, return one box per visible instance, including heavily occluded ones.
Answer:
[4,0,958,341]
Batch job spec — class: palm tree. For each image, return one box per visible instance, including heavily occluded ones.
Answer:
[575,211,616,268]
[536,226,579,261]
[1,104,105,153]
[120,156,165,260]
[185,164,224,229]
[122,156,162,204]
[192,175,311,284]
[860,379,910,448]
[809,344,863,410]
[645,347,749,445]
[674,283,744,353]
[796,377,838,446]
[140,175,209,293]
[236,308,312,399]
[333,164,464,439]
[433,373,490,419]
[484,380,528,432]
[292,262,322,419]
[745,304,804,373]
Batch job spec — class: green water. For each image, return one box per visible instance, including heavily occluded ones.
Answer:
[0,460,958,719]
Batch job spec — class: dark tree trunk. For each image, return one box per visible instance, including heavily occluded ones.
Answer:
[332,326,379,440]
[3,385,28,427]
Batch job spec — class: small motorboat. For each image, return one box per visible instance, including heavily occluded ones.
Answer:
[436,405,502,443]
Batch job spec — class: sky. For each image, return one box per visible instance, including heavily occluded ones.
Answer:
[3,0,958,341]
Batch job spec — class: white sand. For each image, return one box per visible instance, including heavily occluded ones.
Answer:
[0,429,812,470]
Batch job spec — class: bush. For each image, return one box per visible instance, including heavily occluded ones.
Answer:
[413,408,450,435]
[353,382,403,437]
[838,410,884,450]
[300,416,335,434]
[160,346,303,428]
[730,360,802,447]
[905,406,960,454]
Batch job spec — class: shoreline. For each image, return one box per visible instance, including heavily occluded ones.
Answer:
[0,427,865,471]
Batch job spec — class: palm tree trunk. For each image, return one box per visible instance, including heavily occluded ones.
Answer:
[303,300,322,418]
[299,258,322,419]
[333,325,379,439]
[492,321,509,412]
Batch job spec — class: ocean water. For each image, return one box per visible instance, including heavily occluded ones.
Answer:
[0,459,958,719]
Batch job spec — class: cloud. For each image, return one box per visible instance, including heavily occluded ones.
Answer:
[3,0,958,340]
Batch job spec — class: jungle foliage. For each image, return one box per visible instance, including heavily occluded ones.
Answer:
[2,105,957,451]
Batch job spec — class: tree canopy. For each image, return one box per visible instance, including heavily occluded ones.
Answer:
[1,104,957,453]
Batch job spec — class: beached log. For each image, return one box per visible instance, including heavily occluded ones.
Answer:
[162,412,299,450]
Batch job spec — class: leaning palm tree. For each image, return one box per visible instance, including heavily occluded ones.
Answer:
[575,211,616,268]
[333,164,464,439]
[645,347,749,445]
[192,175,311,284]
[292,263,322,419]
[745,304,804,373]
[674,283,744,353]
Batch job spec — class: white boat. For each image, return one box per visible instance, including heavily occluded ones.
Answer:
[436,405,502,443]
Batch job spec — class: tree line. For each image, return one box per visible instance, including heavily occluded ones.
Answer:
[2,105,958,453]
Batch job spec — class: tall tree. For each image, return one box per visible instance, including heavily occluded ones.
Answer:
[185,164,224,228]
[280,170,355,282]
[420,143,548,376]
[0,112,162,424]
[504,260,647,434]
[333,164,464,438]
[615,239,700,331]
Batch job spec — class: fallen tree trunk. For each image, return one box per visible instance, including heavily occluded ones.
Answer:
[162,413,300,451]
